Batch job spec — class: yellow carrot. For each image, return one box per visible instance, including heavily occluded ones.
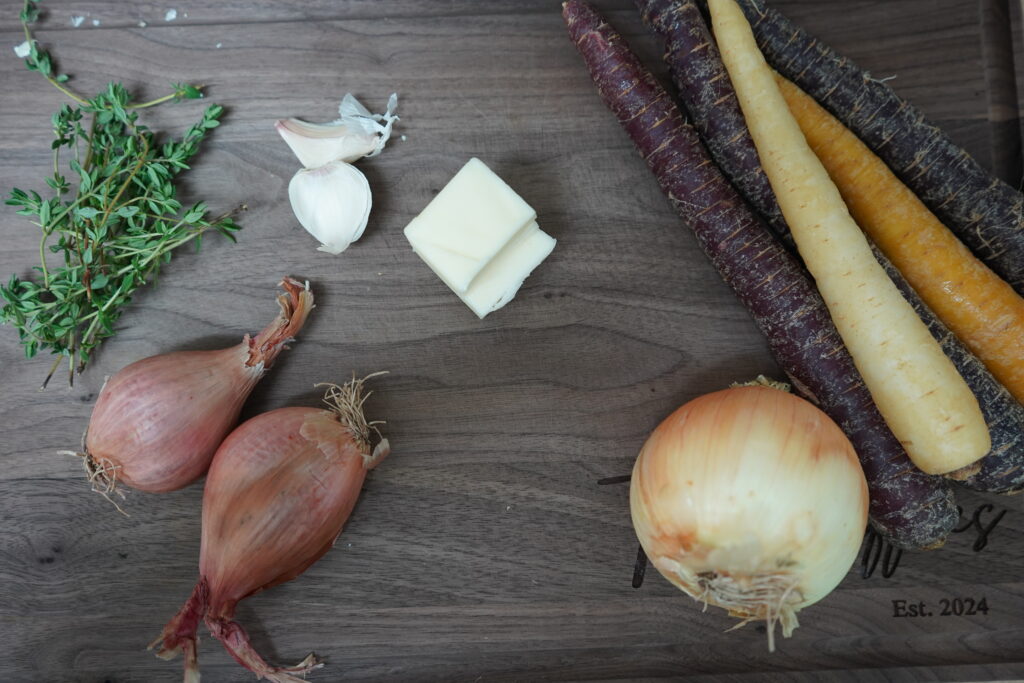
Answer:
[776,74,1024,409]
[706,0,989,475]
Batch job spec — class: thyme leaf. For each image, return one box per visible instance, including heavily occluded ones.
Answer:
[3,1,243,388]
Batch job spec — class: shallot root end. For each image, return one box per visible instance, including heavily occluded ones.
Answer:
[368,438,391,469]
[316,372,389,466]
[60,448,128,515]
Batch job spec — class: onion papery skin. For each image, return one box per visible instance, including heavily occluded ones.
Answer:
[79,277,313,495]
[151,379,388,682]
[630,385,868,646]
[201,407,369,609]
[85,346,261,492]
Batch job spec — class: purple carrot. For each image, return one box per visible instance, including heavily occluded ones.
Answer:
[729,0,1024,296]
[564,0,957,549]
[636,0,1024,494]
[635,0,788,240]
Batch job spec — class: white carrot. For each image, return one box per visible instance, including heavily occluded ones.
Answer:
[705,0,989,476]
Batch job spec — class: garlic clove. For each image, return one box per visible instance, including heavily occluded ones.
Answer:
[275,119,378,169]
[276,93,400,168]
[287,161,372,255]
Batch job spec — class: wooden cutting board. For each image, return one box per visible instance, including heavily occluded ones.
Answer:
[0,1,1022,680]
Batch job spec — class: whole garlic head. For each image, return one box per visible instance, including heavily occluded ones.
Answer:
[287,161,371,255]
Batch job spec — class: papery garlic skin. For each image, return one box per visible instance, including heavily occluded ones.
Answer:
[338,92,399,157]
[288,161,372,254]
[278,93,397,253]
[630,386,868,650]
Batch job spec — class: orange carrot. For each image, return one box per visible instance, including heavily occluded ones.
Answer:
[708,0,988,476]
[775,74,1024,408]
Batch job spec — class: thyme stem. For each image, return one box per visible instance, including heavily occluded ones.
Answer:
[3,1,240,385]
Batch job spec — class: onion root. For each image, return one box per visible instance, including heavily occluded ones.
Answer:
[699,571,801,653]
[316,371,390,467]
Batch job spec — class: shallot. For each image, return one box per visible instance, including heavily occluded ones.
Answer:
[69,277,313,502]
[150,376,390,682]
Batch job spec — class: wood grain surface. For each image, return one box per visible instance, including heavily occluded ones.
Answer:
[1,1,1023,681]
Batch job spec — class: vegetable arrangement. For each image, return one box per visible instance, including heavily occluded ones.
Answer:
[566,0,1024,647]
[2,1,242,387]
[775,76,1024,410]
[707,0,989,477]
[562,0,956,550]
[633,0,789,240]
[60,272,389,681]
[636,0,1024,495]
[2,10,394,680]
[729,0,1024,296]
[2,0,1022,672]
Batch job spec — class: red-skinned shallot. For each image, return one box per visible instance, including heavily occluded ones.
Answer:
[69,277,314,501]
[150,376,390,682]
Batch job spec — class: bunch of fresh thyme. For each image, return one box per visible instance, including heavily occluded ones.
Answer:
[2,1,242,388]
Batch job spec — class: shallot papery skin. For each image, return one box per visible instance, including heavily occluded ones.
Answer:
[150,378,390,683]
[77,277,314,496]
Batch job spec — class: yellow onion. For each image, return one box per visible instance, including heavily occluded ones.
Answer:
[630,384,868,649]
[74,278,314,500]
[150,377,390,682]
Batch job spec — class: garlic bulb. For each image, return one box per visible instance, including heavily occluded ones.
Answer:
[276,93,399,169]
[288,161,372,254]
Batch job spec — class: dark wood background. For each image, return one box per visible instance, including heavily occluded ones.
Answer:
[2,1,1023,681]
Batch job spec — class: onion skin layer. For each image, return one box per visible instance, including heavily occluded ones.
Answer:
[630,386,868,645]
[85,345,260,492]
[80,277,313,494]
[151,380,388,682]
[201,407,371,610]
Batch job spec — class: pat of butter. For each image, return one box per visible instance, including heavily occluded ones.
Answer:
[404,158,537,293]
[459,222,556,318]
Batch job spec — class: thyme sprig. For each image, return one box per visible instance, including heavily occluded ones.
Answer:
[3,1,242,388]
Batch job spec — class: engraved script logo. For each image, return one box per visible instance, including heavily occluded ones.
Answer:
[600,474,1010,586]
[857,503,1006,580]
